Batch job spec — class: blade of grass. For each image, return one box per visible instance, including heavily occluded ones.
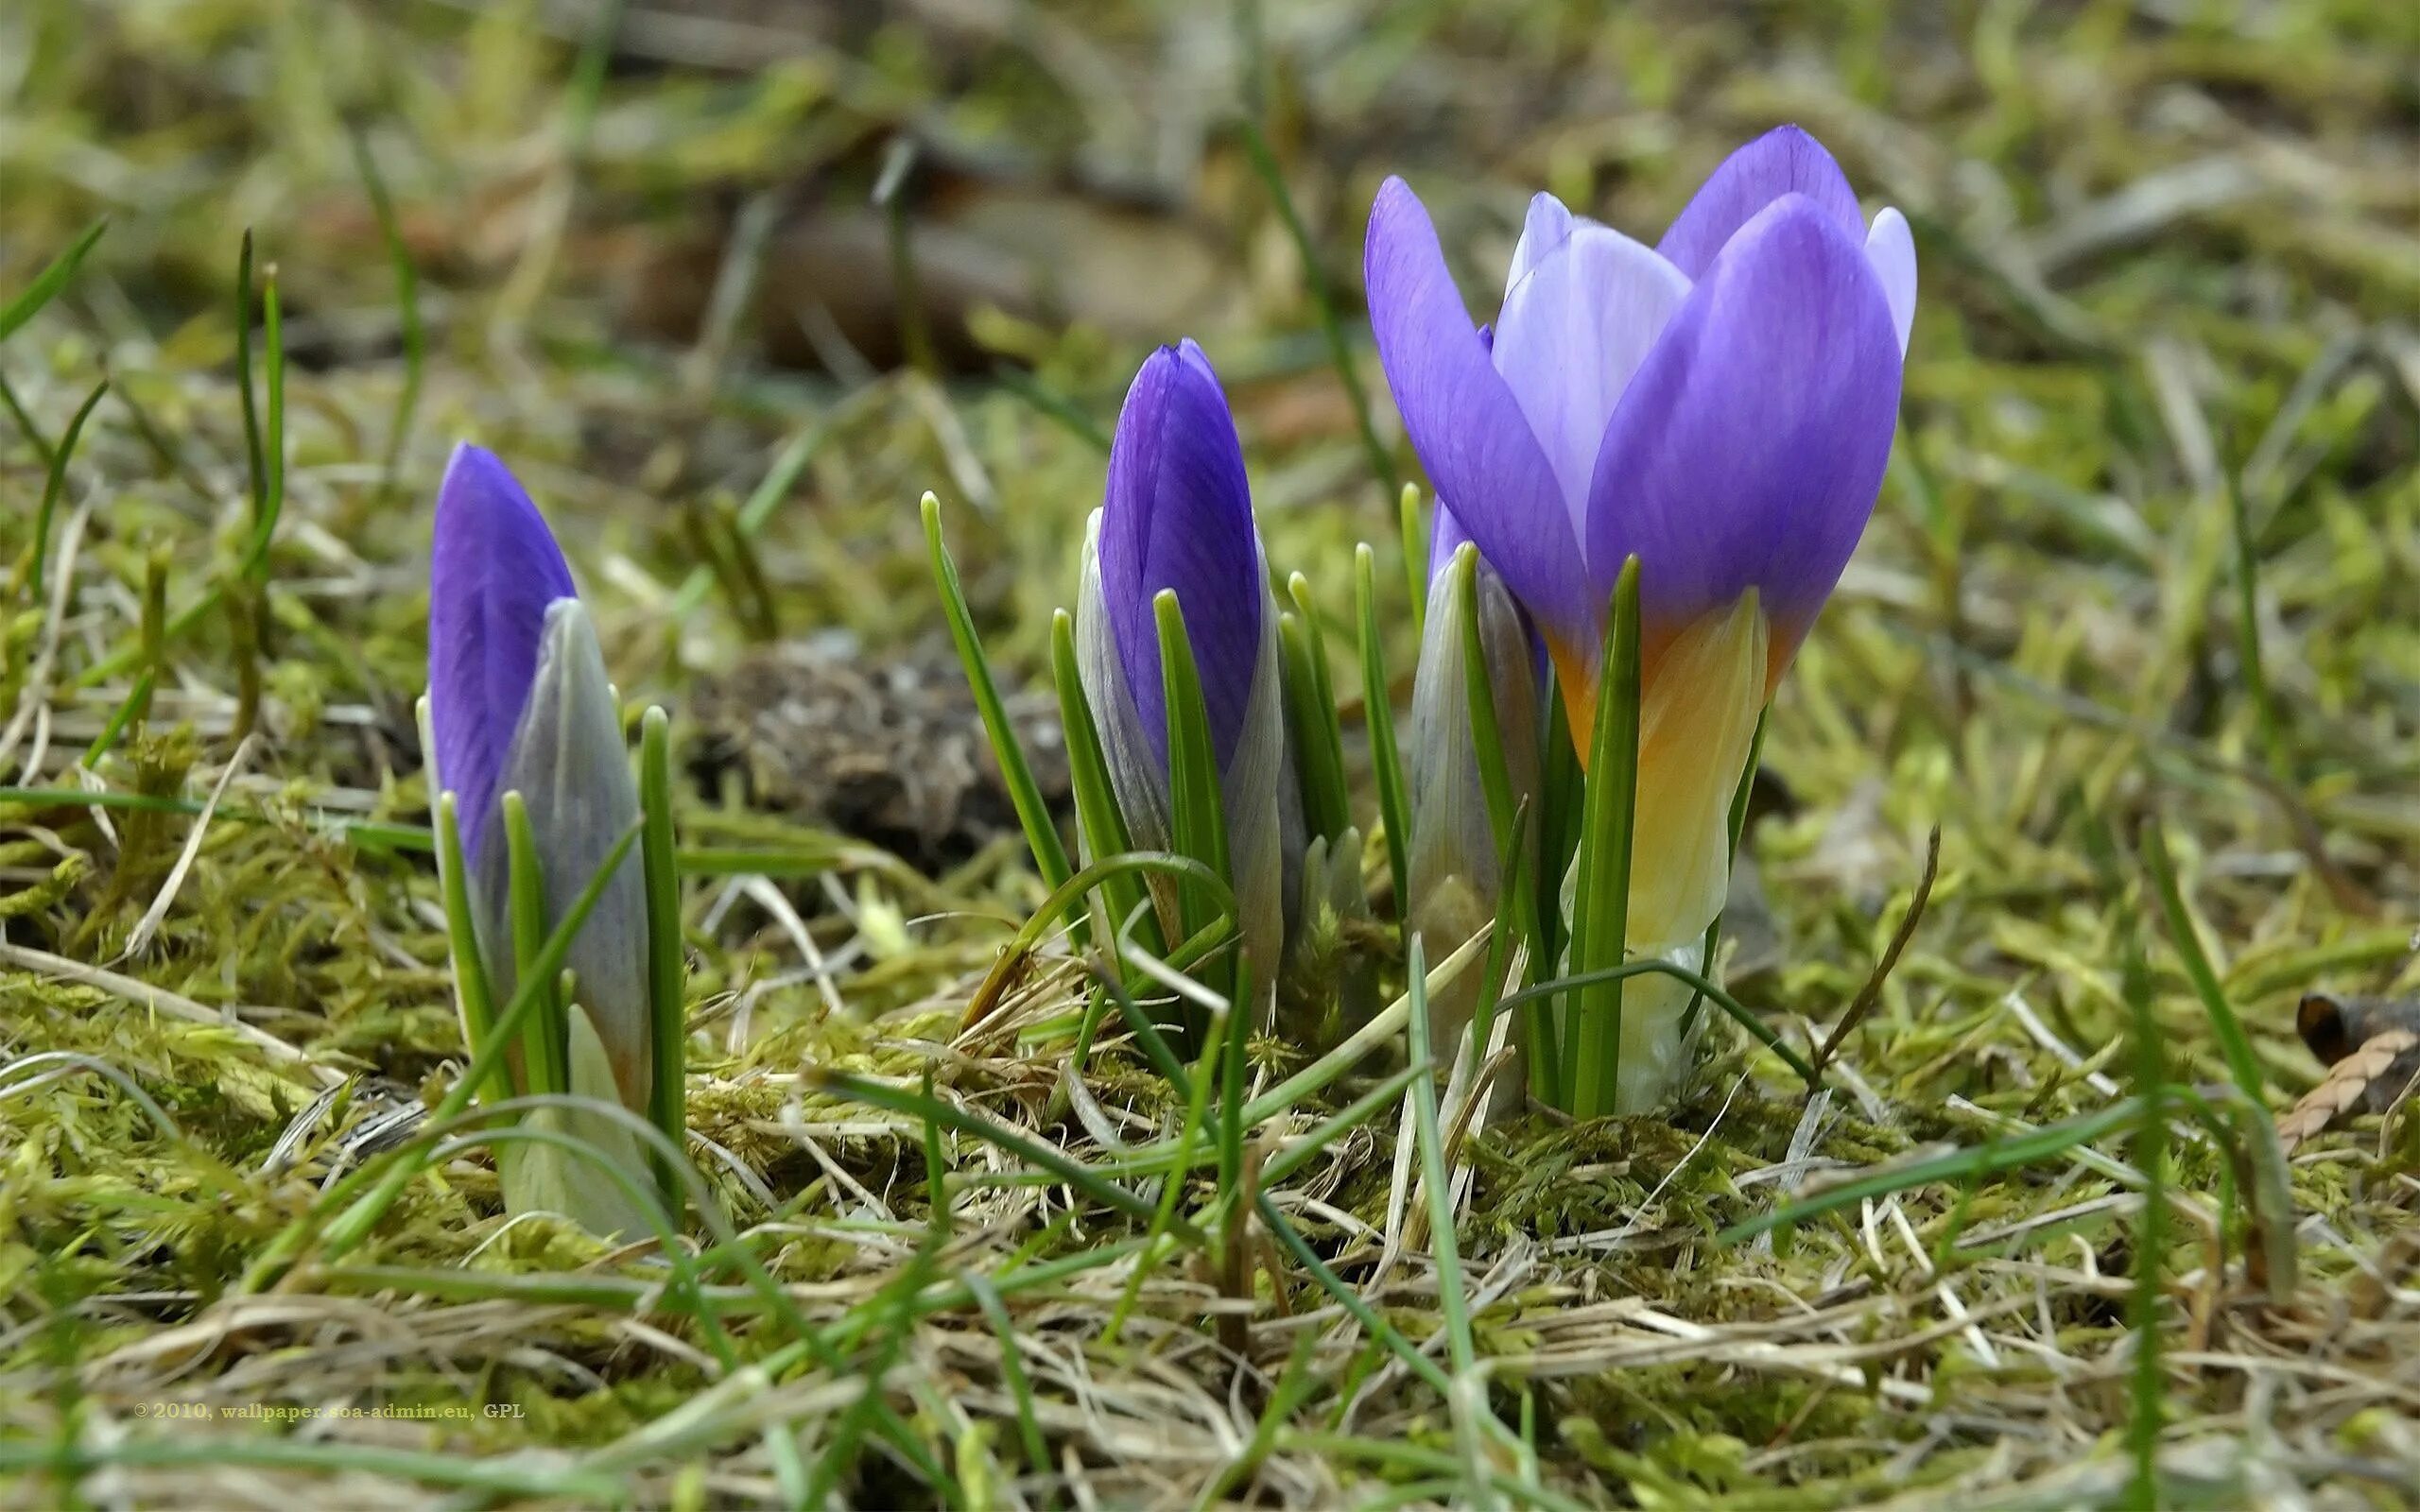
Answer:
[1156,589,1236,1025]
[1718,1094,2151,1245]
[1398,483,1428,640]
[1051,608,1162,963]
[923,491,1075,894]
[501,791,569,1097]
[1236,120,1395,499]
[0,220,107,346]
[813,1069,1188,1236]
[25,379,108,601]
[639,707,686,1206]
[2122,863,2168,1509]
[347,124,423,494]
[1497,958,1819,1092]
[434,793,506,1103]
[1357,543,1411,913]
[1565,558,1641,1117]
[1283,571,1354,844]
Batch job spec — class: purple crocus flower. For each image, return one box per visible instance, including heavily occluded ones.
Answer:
[1074,341,1292,994]
[1368,126,1913,1109]
[1366,125,1910,720]
[426,444,650,1119]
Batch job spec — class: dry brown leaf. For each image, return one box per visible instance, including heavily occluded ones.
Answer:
[2278,1028,2420,1151]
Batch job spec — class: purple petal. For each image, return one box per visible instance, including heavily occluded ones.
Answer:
[1098,339,1263,770]
[427,443,578,865]
[1655,125,1866,281]
[1587,194,1903,661]
[1491,221,1690,539]
[1365,177,1597,659]
[1864,207,1917,354]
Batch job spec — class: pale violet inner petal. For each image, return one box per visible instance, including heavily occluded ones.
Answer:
[1503,192,1577,297]
[1864,207,1917,355]
[1489,223,1692,545]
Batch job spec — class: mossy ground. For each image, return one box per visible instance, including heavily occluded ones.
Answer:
[5,1,2420,1506]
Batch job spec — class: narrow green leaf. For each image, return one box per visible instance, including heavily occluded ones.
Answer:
[2138,818,2265,1109]
[26,379,109,600]
[1278,609,1350,845]
[348,126,424,493]
[814,1070,1183,1234]
[1398,482,1428,641]
[435,793,507,1104]
[1566,557,1642,1117]
[922,491,1076,895]
[502,792,568,1096]
[1155,589,1236,1022]
[1718,1095,2151,1245]
[1405,934,1476,1380]
[1681,712,1767,1038]
[1356,543,1411,915]
[1052,609,1161,964]
[0,220,107,346]
[233,231,266,520]
[237,268,285,582]
[2122,874,2168,1509]
[1236,120,1395,498]
[310,817,645,1265]
[638,707,686,1205]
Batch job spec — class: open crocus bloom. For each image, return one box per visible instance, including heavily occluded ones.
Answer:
[427,443,654,1229]
[1075,340,1293,998]
[1368,126,1910,1108]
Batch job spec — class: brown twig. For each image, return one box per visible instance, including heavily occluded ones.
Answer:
[1810,826,1943,1087]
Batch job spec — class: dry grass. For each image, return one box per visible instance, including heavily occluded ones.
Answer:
[5,0,2420,1506]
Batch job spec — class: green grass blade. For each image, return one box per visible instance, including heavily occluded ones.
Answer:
[501,791,568,1097]
[1356,543,1411,914]
[1404,935,1476,1380]
[1052,609,1162,962]
[1495,957,1819,1091]
[1398,483,1428,640]
[1284,572,1354,845]
[1566,557,1641,1117]
[1717,1095,2149,1245]
[347,125,423,494]
[2122,865,2168,1509]
[2138,817,2266,1109]
[237,267,285,582]
[813,1069,1185,1236]
[638,707,686,1205]
[1236,120,1395,499]
[434,794,506,1104]
[922,491,1075,894]
[0,219,106,346]
[26,378,108,600]
[1156,589,1236,1022]
[305,817,645,1267]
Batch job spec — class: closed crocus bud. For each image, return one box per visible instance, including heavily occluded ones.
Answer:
[427,444,653,1232]
[1369,127,1910,1111]
[1075,341,1290,1003]
[1406,513,1541,1091]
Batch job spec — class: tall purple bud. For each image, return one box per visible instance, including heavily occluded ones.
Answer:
[426,444,650,1123]
[1075,341,1292,996]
